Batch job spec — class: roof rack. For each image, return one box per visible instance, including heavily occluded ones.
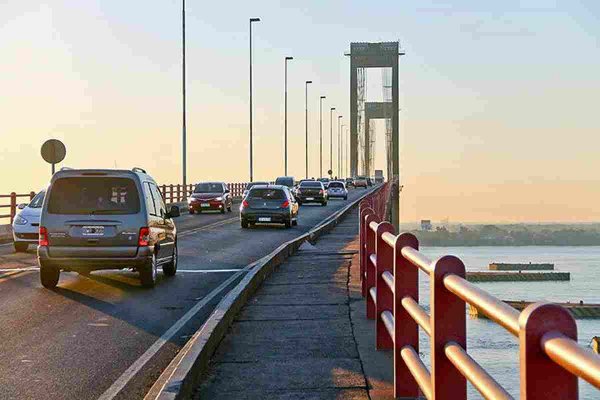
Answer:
[132,167,146,174]
[59,167,73,171]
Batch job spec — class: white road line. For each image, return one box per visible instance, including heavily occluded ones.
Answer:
[97,265,250,400]
[0,267,39,272]
[178,217,238,237]
[178,269,242,273]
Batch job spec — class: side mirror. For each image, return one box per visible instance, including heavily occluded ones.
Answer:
[17,203,27,210]
[224,189,230,194]
[166,205,180,219]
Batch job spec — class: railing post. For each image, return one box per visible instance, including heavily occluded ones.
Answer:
[393,232,420,398]
[29,191,35,201]
[365,213,380,320]
[376,221,395,350]
[9,192,16,224]
[519,302,578,399]
[431,255,467,400]
[359,204,375,297]
[176,184,181,202]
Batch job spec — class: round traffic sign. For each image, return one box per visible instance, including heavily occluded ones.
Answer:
[41,139,66,164]
[327,169,333,175]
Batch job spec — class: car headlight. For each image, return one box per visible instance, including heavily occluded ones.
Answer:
[14,215,28,225]
[215,197,223,201]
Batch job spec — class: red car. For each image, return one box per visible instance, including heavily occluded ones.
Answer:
[188,182,233,214]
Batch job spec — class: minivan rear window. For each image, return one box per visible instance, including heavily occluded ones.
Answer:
[48,177,140,215]
[248,188,285,200]
[275,177,294,187]
[329,182,344,188]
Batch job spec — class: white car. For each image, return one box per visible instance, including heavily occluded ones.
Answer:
[12,190,45,252]
[327,181,348,200]
[353,176,368,188]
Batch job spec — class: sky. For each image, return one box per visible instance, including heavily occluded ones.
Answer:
[1,0,600,223]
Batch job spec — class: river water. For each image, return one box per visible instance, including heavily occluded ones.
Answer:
[415,246,600,399]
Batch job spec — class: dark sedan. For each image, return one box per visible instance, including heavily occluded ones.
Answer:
[296,181,327,206]
[188,182,233,214]
[240,185,298,228]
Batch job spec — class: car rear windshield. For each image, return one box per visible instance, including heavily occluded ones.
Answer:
[300,182,322,188]
[48,177,140,215]
[28,191,45,208]
[194,183,223,193]
[248,188,285,200]
[275,177,294,186]
[329,182,344,188]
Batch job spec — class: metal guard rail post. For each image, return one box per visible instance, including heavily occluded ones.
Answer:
[358,201,600,399]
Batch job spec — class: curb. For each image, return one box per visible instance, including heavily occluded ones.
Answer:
[145,187,379,400]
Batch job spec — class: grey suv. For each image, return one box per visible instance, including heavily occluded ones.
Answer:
[38,168,180,289]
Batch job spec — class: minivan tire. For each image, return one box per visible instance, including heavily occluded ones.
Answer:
[140,254,158,288]
[40,267,60,289]
[284,219,292,229]
[241,220,249,229]
[14,242,28,252]
[321,201,327,206]
[163,244,178,277]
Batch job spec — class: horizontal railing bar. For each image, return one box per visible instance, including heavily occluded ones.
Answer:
[382,231,396,248]
[369,220,379,233]
[401,247,432,274]
[0,205,12,208]
[369,287,377,304]
[400,345,433,400]
[541,331,600,389]
[369,254,377,268]
[382,271,394,294]
[401,296,431,336]
[381,310,394,342]
[445,342,514,400]
[444,274,520,336]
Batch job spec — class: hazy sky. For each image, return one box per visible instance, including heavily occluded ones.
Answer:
[1,1,599,223]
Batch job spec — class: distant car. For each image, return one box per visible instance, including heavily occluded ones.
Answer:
[296,181,328,206]
[327,181,348,200]
[317,177,330,189]
[12,190,45,252]
[240,185,298,229]
[38,168,180,289]
[188,182,233,214]
[345,178,354,188]
[243,181,270,198]
[275,176,295,189]
[293,179,315,196]
[354,176,368,188]
[366,177,373,186]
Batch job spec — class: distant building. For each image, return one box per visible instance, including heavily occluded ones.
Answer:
[421,219,432,231]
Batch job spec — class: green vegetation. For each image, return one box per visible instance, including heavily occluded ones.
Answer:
[415,224,600,246]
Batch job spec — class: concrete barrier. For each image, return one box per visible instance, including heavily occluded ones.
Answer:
[144,187,380,400]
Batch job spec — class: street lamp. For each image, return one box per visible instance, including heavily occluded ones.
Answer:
[182,0,187,199]
[305,80,313,178]
[329,107,336,176]
[337,115,343,179]
[249,17,260,182]
[340,123,346,179]
[284,56,293,175]
[319,96,326,178]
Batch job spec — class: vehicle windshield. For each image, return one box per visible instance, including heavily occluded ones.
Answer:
[329,182,344,188]
[28,190,45,208]
[300,182,322,188]
[245,182,269,190]
[248,188,285,200]
[194,183,223,193]
[48,177,140,215]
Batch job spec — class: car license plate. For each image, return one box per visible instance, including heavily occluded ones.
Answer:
[82,226,104,236]
[306,197,314,200]
[201,203,210,208]
[258,217,271,222]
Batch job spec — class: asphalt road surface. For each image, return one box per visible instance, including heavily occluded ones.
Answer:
[0,188,370,400]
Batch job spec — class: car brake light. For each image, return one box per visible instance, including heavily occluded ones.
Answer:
[281,200,289,208]
[242,200,249,208]
[39,226,49,246]
[138,227,150,246]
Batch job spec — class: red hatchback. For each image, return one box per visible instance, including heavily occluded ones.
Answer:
[188,182,233,214]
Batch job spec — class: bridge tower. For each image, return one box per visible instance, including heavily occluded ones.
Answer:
[347,42,404,228]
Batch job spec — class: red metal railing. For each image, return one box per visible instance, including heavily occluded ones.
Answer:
[0,192,36,224]
[359,197,600,399]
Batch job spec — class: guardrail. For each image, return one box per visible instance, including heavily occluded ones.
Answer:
[359,197,600,399]
[0,182,249,224]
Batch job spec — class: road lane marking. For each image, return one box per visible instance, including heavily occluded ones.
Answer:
[0,270,34,283]
[97,265,251,400]
[178,269,242,273]
[178,216,238,237]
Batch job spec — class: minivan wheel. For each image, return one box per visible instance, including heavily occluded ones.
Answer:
[292,219,298,226]
[140,254,158,288]
[241,220,249,229]
[284,218,292,229]
[40,267,60,289]
[163,244,178,277]
[14,242,28,252]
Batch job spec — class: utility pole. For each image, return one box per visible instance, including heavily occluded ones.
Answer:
[304,81,313,178]
[319,96,326,178]
[284,56,293,175]
[182,0,187,199]
[329,107,336,175]
[337,115,342,178]
[249,17,260,182]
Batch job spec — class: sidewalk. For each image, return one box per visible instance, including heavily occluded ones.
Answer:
[194,207,395,399]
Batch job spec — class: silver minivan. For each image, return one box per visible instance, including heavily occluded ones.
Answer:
[38,168,180,288]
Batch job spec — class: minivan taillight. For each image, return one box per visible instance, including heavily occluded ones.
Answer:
[39,226,49,246]
[138,227,150,246]
[281,200,290,208]
[242,200,249,208]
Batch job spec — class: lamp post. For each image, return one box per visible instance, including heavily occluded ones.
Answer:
[319,96,326,178]
[337,115,342,179]
[284,56,293,175]
[305,80,313,178]
[329,107,336,176]
[340,123,345,179]
[182,0,187,199]
[249,17,260,182]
